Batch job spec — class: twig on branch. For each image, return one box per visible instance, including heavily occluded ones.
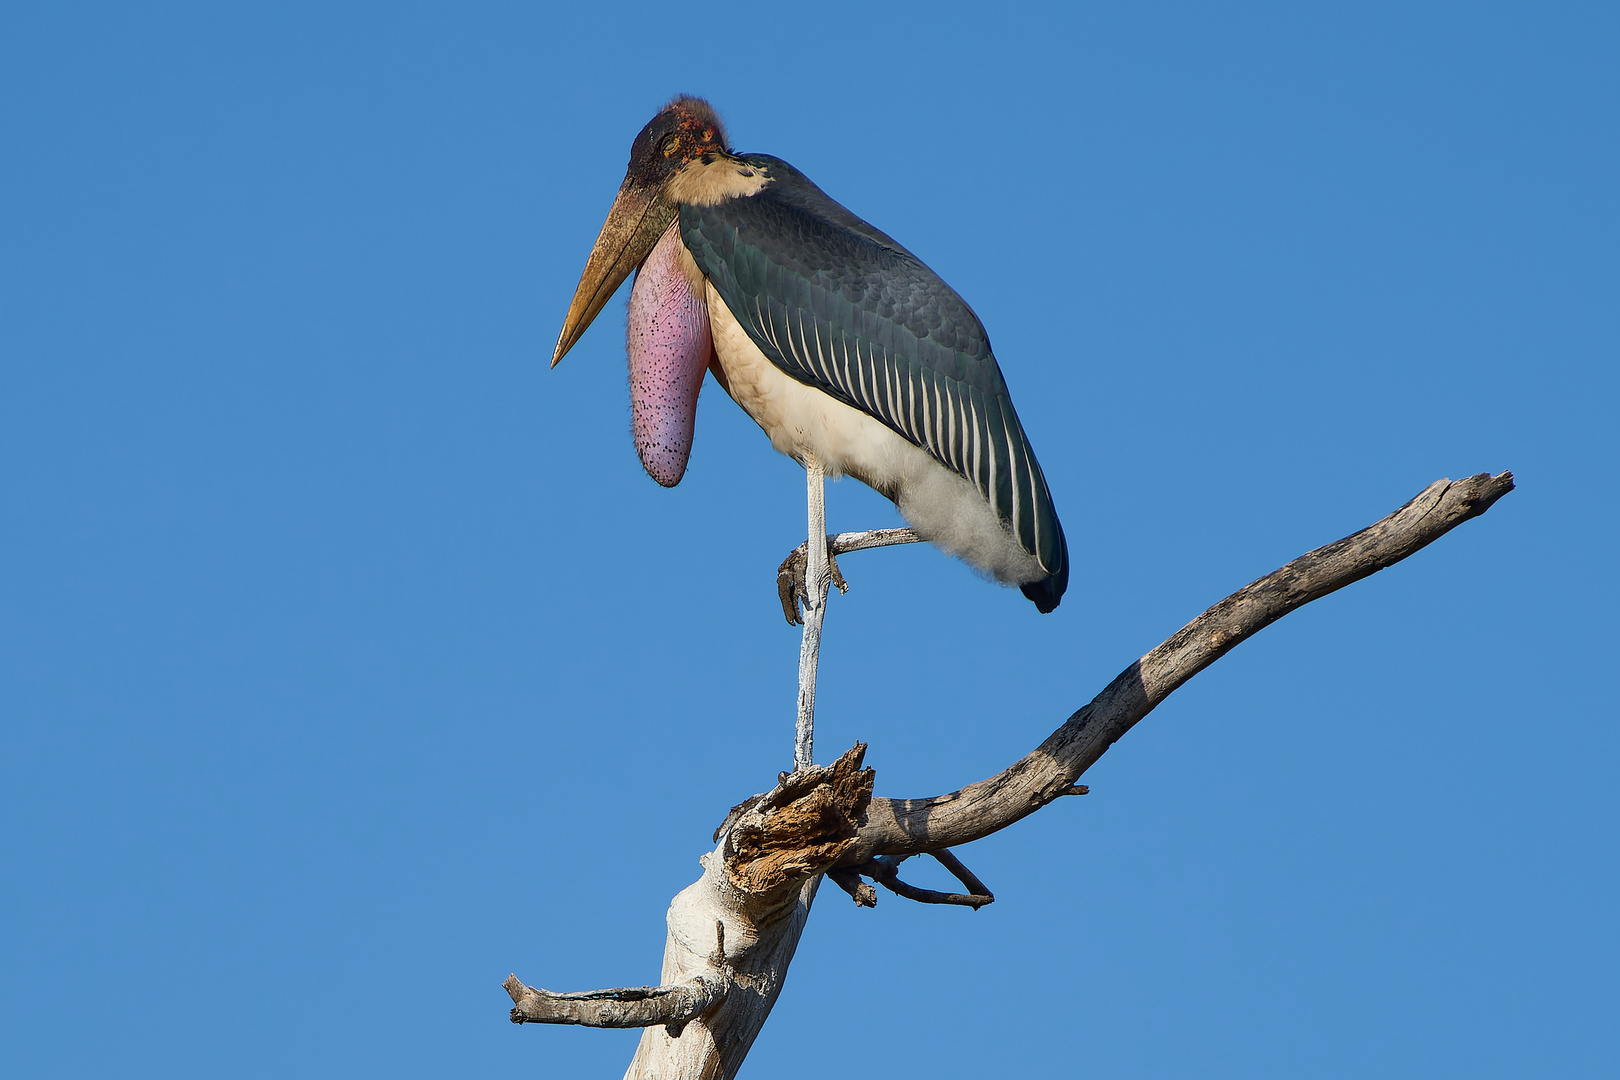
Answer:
[503,974,729,1034]
[507,921,732,1037]
[844,471,1515,864]
[827,866,878,907]
[932,847,994,900]
[506,472,1513,1080]
[828,526,922,555]
[850,849,996,909]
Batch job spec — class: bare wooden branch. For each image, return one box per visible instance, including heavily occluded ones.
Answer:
[827,866,878,907]
[508,472,1513,1079]
[932,847,994,900]
[849,849,995,909]
[828,526,921,555]
[503,973,729,1032]
[845,471,1515,863]
[616,746,873,1078]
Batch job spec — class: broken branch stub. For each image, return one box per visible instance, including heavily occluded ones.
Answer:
[506,471,1515,1080]
[724,746,875,893]
[621,745,874,1078]
[501,747,878,1079]
[854,849,996,909]
[844,471,1516,864]
[503,973,729,1035]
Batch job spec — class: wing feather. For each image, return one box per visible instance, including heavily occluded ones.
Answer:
[680,155,1067,592]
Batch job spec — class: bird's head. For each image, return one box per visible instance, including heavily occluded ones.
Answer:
[625,95,730,192]
[552,96,730,366]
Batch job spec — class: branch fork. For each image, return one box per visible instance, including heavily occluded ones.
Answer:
[505,471,1515,1080]
[831,847,997,909]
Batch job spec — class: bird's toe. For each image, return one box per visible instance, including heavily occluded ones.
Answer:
[776,545,808,626]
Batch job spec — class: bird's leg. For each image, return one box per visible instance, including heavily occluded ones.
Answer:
[794,457,830,773]
[776,527,922,626]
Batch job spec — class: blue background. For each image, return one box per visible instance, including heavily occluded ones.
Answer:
[3,2,1615,1076]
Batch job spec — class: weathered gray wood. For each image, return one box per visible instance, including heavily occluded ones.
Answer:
[850,848,996,909]
[503,973,729,1034]
[506,471,1514,1080]
[827,526,921,554]
[843,471,1515,864]
[620,747,873,1078]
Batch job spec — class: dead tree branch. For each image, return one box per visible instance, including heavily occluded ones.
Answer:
[844,471,1515,863]
[503,974,729,1035]
[850,848,996,909]
[508,748,875,1078]
[506,471,1513,1080]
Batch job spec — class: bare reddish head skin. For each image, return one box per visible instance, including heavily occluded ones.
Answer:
[626,223,711,486]
[622,95,730,193]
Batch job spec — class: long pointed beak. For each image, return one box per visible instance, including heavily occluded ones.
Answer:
[552,179,678,367]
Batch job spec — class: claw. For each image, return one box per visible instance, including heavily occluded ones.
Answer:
[828,551,847,595]
[776,541,849,626]
[776,545,808,626]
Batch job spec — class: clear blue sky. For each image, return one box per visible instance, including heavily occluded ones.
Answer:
[3,2,1615,1076]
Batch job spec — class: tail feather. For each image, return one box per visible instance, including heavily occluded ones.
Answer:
[1019,525,1070,613]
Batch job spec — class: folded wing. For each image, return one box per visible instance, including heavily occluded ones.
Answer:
[679,155,1068,591]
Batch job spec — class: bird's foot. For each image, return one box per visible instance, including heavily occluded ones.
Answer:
[776,540,848,626]
[831,555,849,594]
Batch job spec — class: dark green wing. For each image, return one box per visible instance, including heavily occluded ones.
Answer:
[679,154,1067,605]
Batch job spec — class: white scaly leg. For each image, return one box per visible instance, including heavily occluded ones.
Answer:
[794,456,829,773]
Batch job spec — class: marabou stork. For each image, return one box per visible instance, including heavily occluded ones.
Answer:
[552,96,1069,614]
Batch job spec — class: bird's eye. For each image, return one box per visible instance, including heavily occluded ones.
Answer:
[660,134,680,158]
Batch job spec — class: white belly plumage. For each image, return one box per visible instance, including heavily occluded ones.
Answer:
[704,281,1045,588]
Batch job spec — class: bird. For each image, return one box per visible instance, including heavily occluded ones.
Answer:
[551,95,1069,613]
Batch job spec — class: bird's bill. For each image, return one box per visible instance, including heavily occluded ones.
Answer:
[552,179,679,367]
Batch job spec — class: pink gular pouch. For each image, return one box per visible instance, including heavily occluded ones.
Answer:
[626,222,712,487]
